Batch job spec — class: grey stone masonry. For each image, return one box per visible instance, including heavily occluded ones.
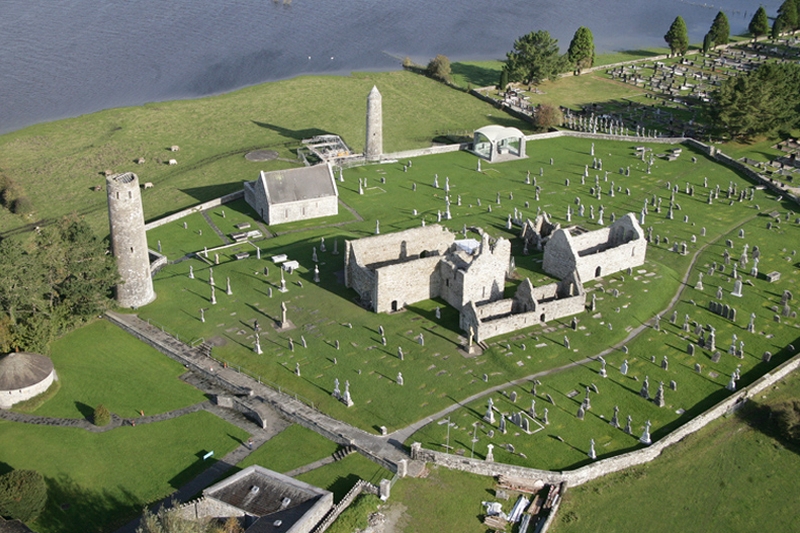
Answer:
[106,172,156,308]
[365,86,383,160]
[543,214,646,282]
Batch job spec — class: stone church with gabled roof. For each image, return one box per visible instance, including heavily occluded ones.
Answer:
[244,164,338,225]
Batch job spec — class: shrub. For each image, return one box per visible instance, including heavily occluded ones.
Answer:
[0,469,48,522]
[11,196,33,215]
[426,55,452,83]
[534,104,564,130]
[402,56,413,69]
[93,404,111,426]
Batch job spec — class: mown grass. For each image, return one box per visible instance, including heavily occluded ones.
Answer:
[550,370,800,533]
[25,319,206,419]
[133,136,800,474]
[0,412,249,533]
[236,424,340,474]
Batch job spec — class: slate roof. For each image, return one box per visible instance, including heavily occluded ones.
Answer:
[259,164,336,206]
[0,352,54,391]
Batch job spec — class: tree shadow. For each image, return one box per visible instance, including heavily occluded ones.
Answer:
[450,62,502,88]
[74,401,94,422]
[37,474,141,533]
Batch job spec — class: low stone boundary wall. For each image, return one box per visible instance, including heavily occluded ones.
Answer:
[312,480,379,533]
[144,190,244,231]
[412,349,800,487]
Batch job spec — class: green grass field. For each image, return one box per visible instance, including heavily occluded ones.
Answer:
[25,320,206,419]
[236,424,340,474]
[550,371,800,533]
[0,412,248,533]
[134,136,800,473]
[0,70,533,236]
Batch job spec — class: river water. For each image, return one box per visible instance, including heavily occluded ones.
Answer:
[0,0,778,134]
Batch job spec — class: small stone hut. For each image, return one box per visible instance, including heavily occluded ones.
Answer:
[0,352,56,409]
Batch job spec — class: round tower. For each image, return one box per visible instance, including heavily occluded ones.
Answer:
[365,85,383,161]
[106,172,156,308]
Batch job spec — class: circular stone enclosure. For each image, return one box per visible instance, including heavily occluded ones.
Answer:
[0,352,56,409]
[245,150,279,162]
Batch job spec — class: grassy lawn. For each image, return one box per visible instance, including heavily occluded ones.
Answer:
[126,135,800,475]
[390,465,496,533]
[295,453,393,503]
[0,70,533,236]
[236,424,340,474]
[23,320,206,419]
[0,411,249,533]
[550,371,800,533]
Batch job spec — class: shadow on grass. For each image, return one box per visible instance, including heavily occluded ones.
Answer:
[74,401,94,422]
[251,122,330,142]
[450,62,501,88]
[37,474,140,533]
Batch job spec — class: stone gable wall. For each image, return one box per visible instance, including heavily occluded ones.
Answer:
[348,225,453,266]
[374,256,443,313]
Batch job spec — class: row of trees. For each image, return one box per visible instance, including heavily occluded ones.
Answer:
[0,216,118,353]
[502,26,595,86]
[506,2,799,86]
[711,61,800,139]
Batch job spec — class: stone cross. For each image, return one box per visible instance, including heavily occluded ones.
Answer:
[397,372,404,386]
[640,420,652,445]
[199,308,205,323]
[210,285,216,305]
[543,408,549,425]
[625,415,633,434]
[254,333,262,354]
[313,265,320,283]
[281,301,288,327]
[312,247,318,263]
[640,376,650,399]
[189,265,194,279]
[226,277,232,296]
[589,438,597,460]
[484,398,495,424]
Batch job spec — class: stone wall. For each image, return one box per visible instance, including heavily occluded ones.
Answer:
[311,480,379,533]
[543,214,645,282]
[411,350,800,488]
[374,256,443,313]
[144,190,244,231]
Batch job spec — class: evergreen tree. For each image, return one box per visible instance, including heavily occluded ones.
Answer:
[0,470,47,522]
[664,16,689,56]
[567,26,595,74]
[703,32,714,53]
[708,11,730,46]
[773,17,785,39]
[712,62,800,139]
[777,0,799,32]
[749,6,770,39]
[498,68,509,90]
[504,30,567,84]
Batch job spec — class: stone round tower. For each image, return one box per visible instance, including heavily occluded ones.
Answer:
[106,172,156,308]
[365,85,383,161]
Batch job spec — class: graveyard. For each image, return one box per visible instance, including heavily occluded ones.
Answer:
[137,134,800,473]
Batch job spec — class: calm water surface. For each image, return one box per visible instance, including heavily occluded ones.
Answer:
[0,0,778,133]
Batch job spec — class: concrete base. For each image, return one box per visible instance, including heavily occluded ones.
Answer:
[274,320,296,332]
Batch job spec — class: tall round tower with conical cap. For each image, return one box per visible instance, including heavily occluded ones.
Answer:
[365,85,382,161]
[106,172,155,308]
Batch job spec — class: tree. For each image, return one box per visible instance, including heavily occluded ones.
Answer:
[534,104,563,130]
[0,215,117,352]
[93,404,111,426]
[504,30,567,85]
[664,16,689,56]
[0,469,48,522]
[426,55,451,83]
[498,68,509,90]
[703,32,714,53]
[777,0,799,32]
[711,62,800,139]
[567,26,595,74]
[708,11,730,46]
[749,6,770,39]
[773,17,785,39]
